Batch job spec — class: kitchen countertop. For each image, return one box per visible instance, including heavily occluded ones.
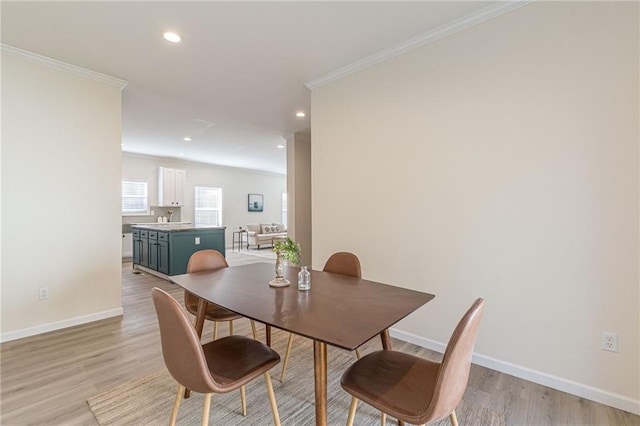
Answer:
[131,224,226,232]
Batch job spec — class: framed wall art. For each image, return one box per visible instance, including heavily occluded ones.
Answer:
[248,193,264,212]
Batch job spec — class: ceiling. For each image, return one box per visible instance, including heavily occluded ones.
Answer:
[2,1,496,174]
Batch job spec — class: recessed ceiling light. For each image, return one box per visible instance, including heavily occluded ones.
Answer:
[295,112,306,118]
[163,32,181,43]
[277,145,285,149]
[183,136,191,141]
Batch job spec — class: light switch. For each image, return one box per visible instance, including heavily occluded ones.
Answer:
[195,237,200,245]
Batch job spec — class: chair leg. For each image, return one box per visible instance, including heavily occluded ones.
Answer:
[346,397,358,426]
[450,410,459,426]
[240,385,247,416]
[279,333,295,382]
[355,348,361,359]
[170,384,184,426]
[201,393,213,426]
[250,320,258,339]
[213,322,219,340]
[381,412,386,425]
[229,320,234,336]
[264,372,281,426]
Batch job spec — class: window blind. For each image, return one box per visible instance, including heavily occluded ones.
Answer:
[195,186,222,226]
[122,179,148,214]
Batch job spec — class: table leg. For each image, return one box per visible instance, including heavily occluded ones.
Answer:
[195,299,207,338]
[313,340,328,426]
[265,324,272,347]
[380,328,392,350]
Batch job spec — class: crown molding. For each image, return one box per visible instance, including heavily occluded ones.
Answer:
[1,44,128,89]
[305,0,535,90]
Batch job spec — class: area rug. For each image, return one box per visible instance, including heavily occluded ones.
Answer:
[231,248,277,260]
[88,338,504,426]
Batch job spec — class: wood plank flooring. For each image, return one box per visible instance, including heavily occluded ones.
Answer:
[1,251,638,425]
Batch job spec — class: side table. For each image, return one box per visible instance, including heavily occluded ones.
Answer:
[232,230,247,251]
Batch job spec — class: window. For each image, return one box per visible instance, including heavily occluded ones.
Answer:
[122,179,148,214]
[282,192,288,228]
[195,186,222,226]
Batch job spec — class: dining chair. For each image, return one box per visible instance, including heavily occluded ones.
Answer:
[340,298,485,426]
[322,251,362,278]
[152,287,281,426]
[279,252,362,382]
[184,249,258,341]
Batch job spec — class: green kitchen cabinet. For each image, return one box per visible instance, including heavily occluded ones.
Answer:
[132,229,140,264]
[157,233,169,274]
[148,231,159,270]
[168,229,225,275]
[131,225,225,276]
[133,229,149,268]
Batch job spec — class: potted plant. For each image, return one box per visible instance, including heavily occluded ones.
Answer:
[273,237,301,265]
[269,237,301,287]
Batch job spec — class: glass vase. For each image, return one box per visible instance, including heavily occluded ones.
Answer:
[298,266,311,291]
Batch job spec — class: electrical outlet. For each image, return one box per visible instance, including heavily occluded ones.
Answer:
[151,210,155,216]
[601,332,618,352]
[195,237,200,245]
[39,287,49,300]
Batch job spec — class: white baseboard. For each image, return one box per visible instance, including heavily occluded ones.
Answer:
[389,328,640,416]
[1,307,124,343]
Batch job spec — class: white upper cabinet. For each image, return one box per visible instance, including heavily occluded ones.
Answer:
[158,167,186,206]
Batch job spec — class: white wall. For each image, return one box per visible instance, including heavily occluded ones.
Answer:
[122,153,286,245]
[1,48,125,341]
[311,2,639,413]
[286,132,312,265]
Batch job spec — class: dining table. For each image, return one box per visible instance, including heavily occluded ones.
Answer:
[170,262,435,426]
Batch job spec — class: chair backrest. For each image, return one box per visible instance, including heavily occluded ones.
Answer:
[152,287,219,393]
[187,249,228,273]
[185,250,228,309]
[322,252,362,278]
[424,298,485,421]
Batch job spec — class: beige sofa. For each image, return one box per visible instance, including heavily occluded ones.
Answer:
[245,223,287,249]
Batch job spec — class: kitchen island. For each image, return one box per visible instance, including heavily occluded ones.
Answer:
[132,224,225,277]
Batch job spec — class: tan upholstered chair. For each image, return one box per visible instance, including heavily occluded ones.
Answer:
[184,249,257,340]
[152,287,281,426]
[279,252,362,382]
[341,298,485,426]
[322,252,362,278]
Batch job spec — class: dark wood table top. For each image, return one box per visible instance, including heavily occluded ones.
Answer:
[170,262,435,351]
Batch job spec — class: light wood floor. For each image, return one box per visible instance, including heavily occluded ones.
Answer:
[1,252,638,425]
